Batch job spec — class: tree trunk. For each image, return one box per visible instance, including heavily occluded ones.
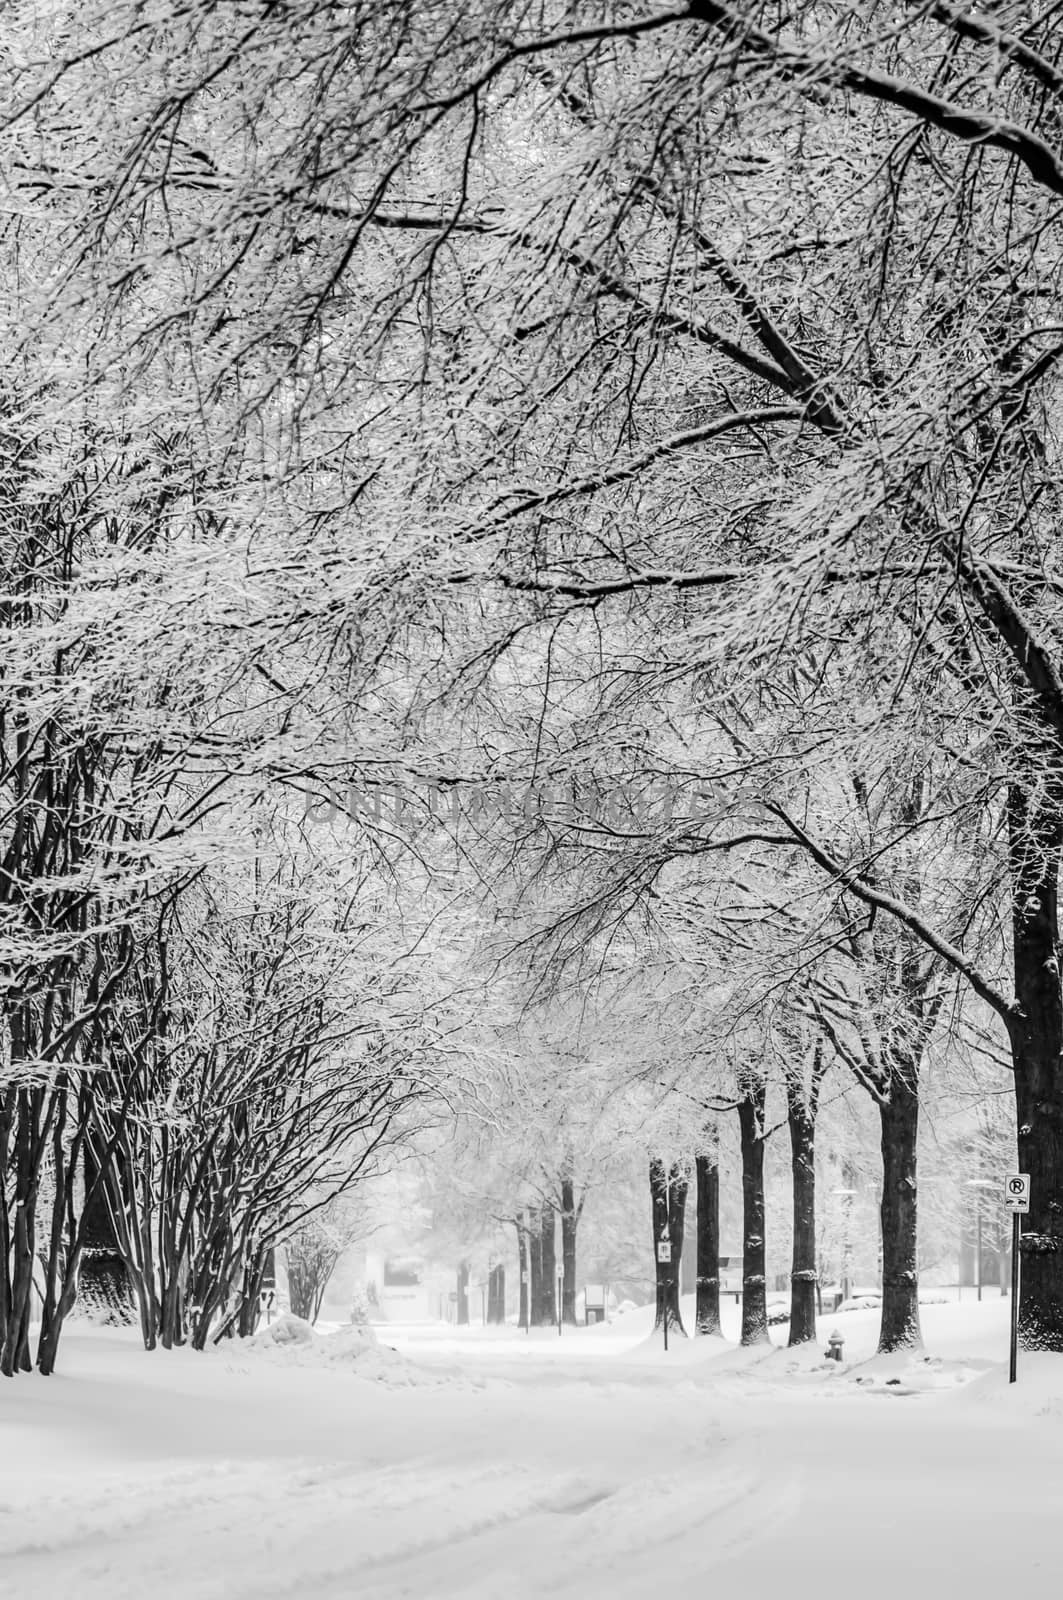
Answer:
[515,1216,529,1330]
[694,1145,721,1337]
[485,1262,506,1324]
[36,1089,85,1377]
[787,1075,819,1346]
[538,1205,557,1327]
[456,1258,470,1326]
[878,1062,922,1352]
[528,1207,544,1325]
[560,1176,579,1325]
[650,1158,687,1337]
[1009,791,1063,1352]
[2,1089,39,1376]
[0,1086,13,1361]
[738,1077,769,1346]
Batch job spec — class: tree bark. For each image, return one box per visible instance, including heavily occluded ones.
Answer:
[694,1144,721,1337]
[738,1076,769,1346]
[538,1205,557,1327]
[1009,790,1063,1352]
[650,1158,687,1337]
[528,1206,544,1325]
[560,1176,580,1325]
[878,1062,922,1352]
[36,1085,86,1377]
[2,1085,39,1376]
[515,1215,529,1330]
[786,1053,822,1346]
[485,1262,506,1324]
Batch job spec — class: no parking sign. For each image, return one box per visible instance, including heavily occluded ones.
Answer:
[1004,1173,1030,1383]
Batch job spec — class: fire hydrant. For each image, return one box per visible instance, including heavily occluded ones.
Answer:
[825,1329,845,1362]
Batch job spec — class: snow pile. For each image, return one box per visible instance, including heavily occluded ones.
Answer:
[957,1350,1063,1420]
[243,1312,315,1349]
[239,1318,471,1388]
[844,1351,992,1396]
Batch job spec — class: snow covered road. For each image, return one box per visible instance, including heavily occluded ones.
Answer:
[3,1304,1063,1600]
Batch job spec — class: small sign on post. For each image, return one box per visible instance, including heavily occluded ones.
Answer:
[656,1239,672,1264]
[1004,1174,1030,1383]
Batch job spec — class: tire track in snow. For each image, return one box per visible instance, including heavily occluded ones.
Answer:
[5,1458,615,1600]
[328,1463,802,1600]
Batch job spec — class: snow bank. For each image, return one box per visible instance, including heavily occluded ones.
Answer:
[243,1311,316,1348]
[955,1350,1063,1419]
[239,1318,477,1388]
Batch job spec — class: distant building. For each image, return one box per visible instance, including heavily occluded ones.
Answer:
[362,1253,452,1322]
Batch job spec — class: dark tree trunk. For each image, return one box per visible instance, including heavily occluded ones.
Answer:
[2,1085,39,1376]
[538,1205,557,1327]
[650,1158,687,1337]
[528,1207,544,1325]
[456,1258,470,1326]
[738,1077,769,1346]
[694,1145,721,1337]
[0,1086,13,1360]
[786,1047,823,1347]
[37,1088,85,1377]
[160,1271,185,1349]
[235,1250,268,1339]
[485,1263,506,1324]
[560,1176,580,1325]
[878,1062,922,1352]
[1009,792,1063,1352]
[515,1216,529,1330]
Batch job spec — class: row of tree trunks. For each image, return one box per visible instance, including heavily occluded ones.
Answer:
[685,1062,824,1352]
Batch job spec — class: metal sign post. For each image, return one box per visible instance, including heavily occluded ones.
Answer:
[1004,1173,1030,1383]
[557,1272,563,1337]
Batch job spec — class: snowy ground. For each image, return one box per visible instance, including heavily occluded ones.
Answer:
[4,1296,1063,1600]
